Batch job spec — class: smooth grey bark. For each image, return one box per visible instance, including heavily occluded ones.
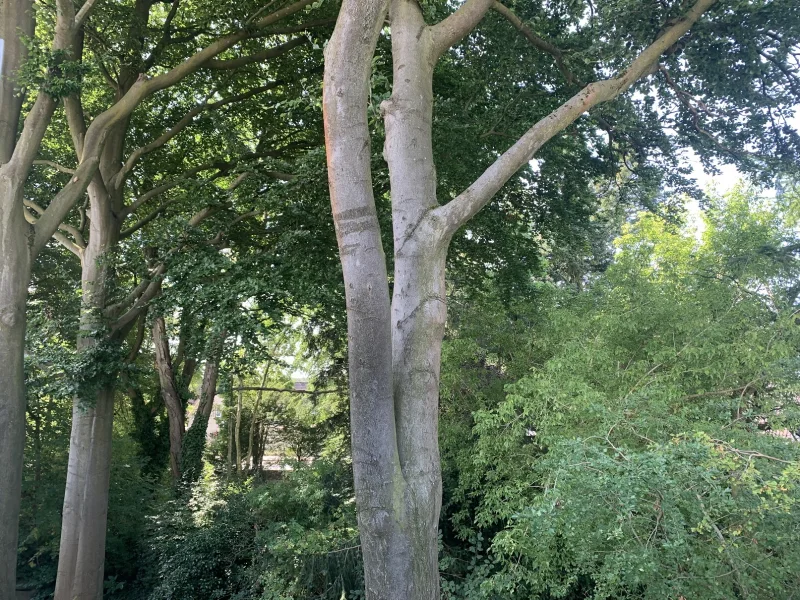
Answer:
[323,0,717,597]
[153,315,185,480]
[0,0,34,592]
[0,180,32,598]
[55,124,126,600]
[324,1,413,597]
[0,2,47,595]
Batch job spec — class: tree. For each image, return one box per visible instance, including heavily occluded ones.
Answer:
[322,0,800,597]
[3,0,329,595]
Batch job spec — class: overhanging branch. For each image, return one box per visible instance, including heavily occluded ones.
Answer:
[435,0,718,236]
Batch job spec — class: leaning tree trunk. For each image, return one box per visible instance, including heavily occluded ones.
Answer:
[153,315,185,480]
[0,1,35,594]
[181,344,222,483]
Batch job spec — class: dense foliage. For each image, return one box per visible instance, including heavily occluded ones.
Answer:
[7,0,799,596]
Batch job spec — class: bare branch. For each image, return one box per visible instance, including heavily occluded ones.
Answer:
[75,0,101,27]
[143,0,182,70]
[491,1,578,85]
[234,386,344,396]
[64,95,88,158]
[126,308,149,363]
[31,155,100,257]
[429,0,493,61]
[21,203,83,258]
[33,160,76,175]
[435,0,718,235]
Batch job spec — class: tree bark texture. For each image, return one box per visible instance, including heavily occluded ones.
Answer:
[153,315,185,480]
[0,179,32,599]
[323,0,717,598]
[55,123,126,600]
[0,1,35,594]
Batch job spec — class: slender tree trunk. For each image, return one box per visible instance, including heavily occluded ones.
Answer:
[324,3,413,597]
[153,315,185,480]
[226,397,234,479]
[247,368,269,473]
[181,341,222,483]
[254,421,266,477]
[0,2,35,594]
[235,378,243,475]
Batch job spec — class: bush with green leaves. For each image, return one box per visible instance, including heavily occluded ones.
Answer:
[131,459,361,600]
[440,188,800,598]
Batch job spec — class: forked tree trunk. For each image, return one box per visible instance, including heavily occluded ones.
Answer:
[324,1,716,597]
[153,315,185,479]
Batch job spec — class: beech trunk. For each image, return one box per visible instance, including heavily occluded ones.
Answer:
[55,126,126,600]
[0,1,35,594]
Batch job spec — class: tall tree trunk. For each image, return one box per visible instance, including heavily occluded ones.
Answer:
[55,126,126,600]
[0,2,35,594]
[324,3,411,597]
[153,315,185,480]
[0,180,32,598]
[235,377,243,476]
[69,387,115,599]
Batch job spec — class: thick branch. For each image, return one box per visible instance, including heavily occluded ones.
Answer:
[435,0,717,235]
[22,205,83,258]
[29,0,319,259]
[74,0,101,27]
[429,0,493,61]
[107,264,166,319]
[23,199,86,248]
